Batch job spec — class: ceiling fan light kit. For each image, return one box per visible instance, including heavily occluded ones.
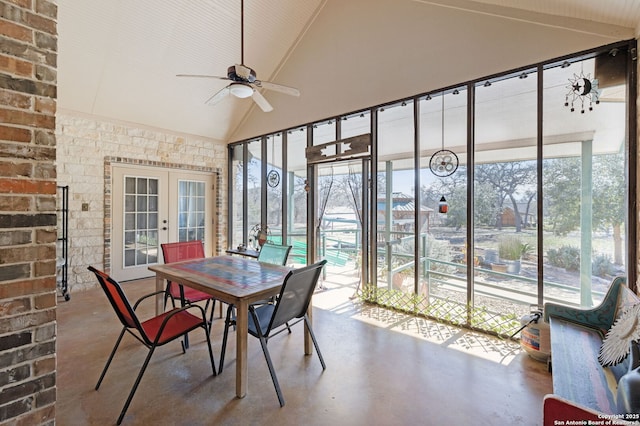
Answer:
[229,83,253,98]
[177,0,300,112]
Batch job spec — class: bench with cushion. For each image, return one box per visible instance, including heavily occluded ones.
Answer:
[542,276,640,425]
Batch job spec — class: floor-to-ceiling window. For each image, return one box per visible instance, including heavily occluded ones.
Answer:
[228,40,636,336]
[542,54,628,308]
[376,101,416,297]
[417,88,471,324]
[266,133,283,243]
[286,127,308,266]
[472,71,539,331]
[246,139,262,248]
[229,144,244,249]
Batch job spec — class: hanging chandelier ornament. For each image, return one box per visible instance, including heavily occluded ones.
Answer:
[438,196,449,214]
[429,92,459,178]
[564,69,601,113]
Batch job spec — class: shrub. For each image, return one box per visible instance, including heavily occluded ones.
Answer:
[498,235,529,261]
[547,245,580,271]
[592,253,614,277]
[425,235,455,273]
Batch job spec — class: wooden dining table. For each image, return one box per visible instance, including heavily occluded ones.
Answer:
[148,255,292,398]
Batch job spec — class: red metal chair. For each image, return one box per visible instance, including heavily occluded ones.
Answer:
[88,266,216,425]
[161,240,218,334]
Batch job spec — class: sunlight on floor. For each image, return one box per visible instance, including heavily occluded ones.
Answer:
[313,267,523,366]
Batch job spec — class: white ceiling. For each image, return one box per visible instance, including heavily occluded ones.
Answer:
[57,0,640,143]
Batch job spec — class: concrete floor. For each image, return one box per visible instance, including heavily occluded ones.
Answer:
[56,272,553,425]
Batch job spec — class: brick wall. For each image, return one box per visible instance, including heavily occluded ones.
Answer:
[0,0,58,424]
[55,112,228,291]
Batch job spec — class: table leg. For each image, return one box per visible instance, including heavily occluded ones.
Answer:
[155,275,164,315]
[235,300,248,398]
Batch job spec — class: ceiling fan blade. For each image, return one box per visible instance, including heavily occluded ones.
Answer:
[176,74,229,81]
[255,80,300,97]
[251,89,273,112]
[205,86,231,106]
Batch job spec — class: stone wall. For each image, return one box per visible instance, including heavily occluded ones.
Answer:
[55,112,228,292]
[0,0,58,424]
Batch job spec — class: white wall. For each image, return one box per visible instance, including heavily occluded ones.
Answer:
[55,112,227,291]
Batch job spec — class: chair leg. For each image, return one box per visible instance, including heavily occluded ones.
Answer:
[116,345,156,425]
[207,299,216,335]
[257,335,285,407]
[163,287,176,310]
[218,304,234,373]
[304,316,326,370]
[179,290,191,350]
[202,325,217,376]
[95,327,126,390]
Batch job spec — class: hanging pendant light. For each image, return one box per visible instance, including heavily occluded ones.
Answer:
[438,196,448,214]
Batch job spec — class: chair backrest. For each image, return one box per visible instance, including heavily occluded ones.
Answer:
[88,266,141,331]
[161,240,205,264]
[267,260,327,334]
[257,243,292,266]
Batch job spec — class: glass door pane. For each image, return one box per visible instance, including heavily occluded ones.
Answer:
[123,176,159,268]
[177,180,206,242]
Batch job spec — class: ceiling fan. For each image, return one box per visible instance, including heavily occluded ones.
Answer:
[177,0,300,112]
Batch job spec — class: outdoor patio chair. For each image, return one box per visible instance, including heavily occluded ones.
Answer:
[219,243,293,366]
[256,242,293,306]
[219,260,327,406]
[161,240,218,345]
[257,242,292,265]
[88,266,216,425]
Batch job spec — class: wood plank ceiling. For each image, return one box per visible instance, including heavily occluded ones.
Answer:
[57,0,640,142]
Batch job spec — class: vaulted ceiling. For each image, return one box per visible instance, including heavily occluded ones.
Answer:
[57,0,640,143]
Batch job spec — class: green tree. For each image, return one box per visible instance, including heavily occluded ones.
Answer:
[592,154,625,265]
[543,157,581,236]
[474,181,500,227]
[422,167,468,229]
[475,161,536,232]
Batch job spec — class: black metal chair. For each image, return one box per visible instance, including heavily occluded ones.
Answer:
[219,260,327,406]
[88,266,216,425]
[219,243,293,367]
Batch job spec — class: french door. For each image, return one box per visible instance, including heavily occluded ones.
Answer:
[111,165,216,281]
